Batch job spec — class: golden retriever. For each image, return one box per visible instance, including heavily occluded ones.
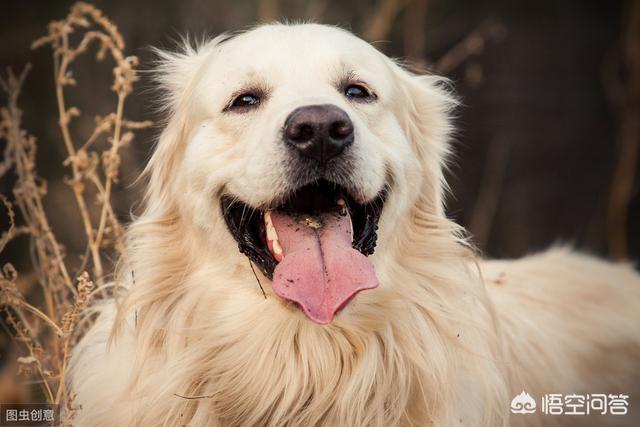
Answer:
[69,23,640,426]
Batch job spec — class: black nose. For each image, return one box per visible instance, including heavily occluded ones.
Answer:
[283,105,354,165]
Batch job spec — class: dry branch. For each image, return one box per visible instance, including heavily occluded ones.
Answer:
[0,1,150,416]
[365,0,412,42]
[434,17,506,74]
[468,136,512,248]
[31,2,152,284]
[403,0,429,62]
[606,0,640,260]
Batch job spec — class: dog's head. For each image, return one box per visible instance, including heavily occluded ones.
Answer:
[147,23,455,325]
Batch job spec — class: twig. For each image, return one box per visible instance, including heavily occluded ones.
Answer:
[0,67,75,295]
[434,17,506,74]
[403,0,429,62]
[18,300,65,337]
[468,136,512,248]
[33,2,150,284]
[606,0,640,260]
[258,0,279,23]
[365,0,411,42]
[0,2,149,414]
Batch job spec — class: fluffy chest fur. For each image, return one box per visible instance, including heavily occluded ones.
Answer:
[69,214,508,426]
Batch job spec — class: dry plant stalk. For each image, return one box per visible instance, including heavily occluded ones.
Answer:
[258,0,280,23]
[606,0,640,260]
[433,17,506,74]
[0,1,150,417]
[365,0,412,42]
[31,1,152,284]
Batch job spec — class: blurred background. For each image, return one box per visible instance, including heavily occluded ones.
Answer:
[0,0,638,404]
[2,0,638,262]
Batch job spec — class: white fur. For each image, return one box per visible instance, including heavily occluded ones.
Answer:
[69,24,640,426]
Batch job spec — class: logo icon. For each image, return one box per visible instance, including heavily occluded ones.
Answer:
[511,391,537,414]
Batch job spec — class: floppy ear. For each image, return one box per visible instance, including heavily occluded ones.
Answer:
[142,36,227,210]
[393,66,458,218]
[150,35,221,113]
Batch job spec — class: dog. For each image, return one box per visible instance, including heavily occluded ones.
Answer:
[69,23,640,426]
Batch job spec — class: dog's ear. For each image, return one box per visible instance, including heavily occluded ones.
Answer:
[393,66,458,217]
[143,36,227,208]
[150,35,220,113]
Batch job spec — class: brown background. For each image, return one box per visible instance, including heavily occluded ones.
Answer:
[0,0,638,264]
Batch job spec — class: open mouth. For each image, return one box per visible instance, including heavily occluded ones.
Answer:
[220,179,385,323]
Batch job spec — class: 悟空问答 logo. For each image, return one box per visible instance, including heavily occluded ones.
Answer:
[511,391,537,414]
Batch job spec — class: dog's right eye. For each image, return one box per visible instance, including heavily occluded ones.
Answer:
[228,93,261,111]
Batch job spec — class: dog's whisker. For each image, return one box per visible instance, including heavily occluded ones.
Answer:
[173,392,214,400]
[249,260,267,299]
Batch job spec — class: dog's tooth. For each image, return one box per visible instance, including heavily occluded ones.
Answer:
[272,239,283,257]
[264,210,284,261]
[264,211,279,242]
[267,223,278,241]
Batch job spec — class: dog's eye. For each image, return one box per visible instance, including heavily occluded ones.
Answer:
[229,93,260,111]
[344,84,372,100]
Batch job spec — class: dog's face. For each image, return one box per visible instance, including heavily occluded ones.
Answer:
[151,24,453,324]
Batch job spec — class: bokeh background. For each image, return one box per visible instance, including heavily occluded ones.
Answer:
[2,0,638,261]
[0,0,638,405]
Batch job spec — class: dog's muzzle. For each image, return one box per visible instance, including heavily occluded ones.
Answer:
[220,104,386,325]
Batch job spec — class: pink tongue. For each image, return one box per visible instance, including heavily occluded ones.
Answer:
[270,210,378,324]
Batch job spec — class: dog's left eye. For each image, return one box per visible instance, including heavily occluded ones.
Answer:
[344,84,373,100]
[229,93,261,111]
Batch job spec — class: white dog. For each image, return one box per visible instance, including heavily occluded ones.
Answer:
[69,24,640,426]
